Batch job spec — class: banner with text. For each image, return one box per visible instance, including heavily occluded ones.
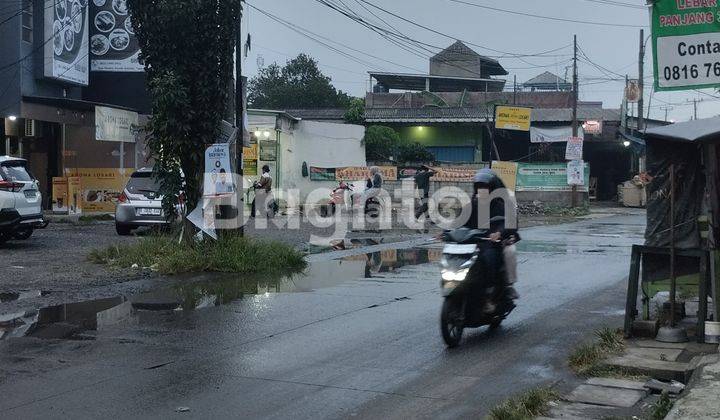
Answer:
[515,163,590,192]
[652,0,720,91]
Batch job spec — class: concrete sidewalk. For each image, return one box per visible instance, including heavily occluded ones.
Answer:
[666,354,720,420]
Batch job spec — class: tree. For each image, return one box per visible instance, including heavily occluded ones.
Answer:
[248,54,353,109]
[363,125,434,163]
[344,97,365,124]
[127,0,240,222]
[364,126,400,161]
[398,142,434,163]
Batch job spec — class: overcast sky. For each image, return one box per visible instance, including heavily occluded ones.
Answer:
[241,0,720,122]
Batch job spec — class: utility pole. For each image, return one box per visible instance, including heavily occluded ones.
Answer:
[572,35,578,137]
[688,98,703,120]
[235,2,244,234]
[638,29,645,132]
[660,106,673,122]
[513,75,517,105]
[571,34,579,208]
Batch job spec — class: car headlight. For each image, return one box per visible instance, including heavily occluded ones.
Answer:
[442,268,469,281]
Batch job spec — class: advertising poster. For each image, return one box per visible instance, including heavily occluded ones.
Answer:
[259,141,277,161]
[651,1,720,90]
[243,143,258,161]
[243,160,258,176]
[204,144,234,196]
[336,166,398,181]
[52,177,69,213]
[567,160,585,186]
[565,136,584,161]
[44,0,90,85]
[309,167,336,181]
[495,106,532,132]
[65,168,133,212]
[515,163,590,192]
[491,161,518,192]
[95,106,139,142]
[90,0,143,72]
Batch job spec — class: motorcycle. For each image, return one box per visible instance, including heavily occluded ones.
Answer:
[327,181,354,216]
[439,227,517,348]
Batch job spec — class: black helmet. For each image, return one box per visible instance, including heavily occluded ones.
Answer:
[262,165,270,173]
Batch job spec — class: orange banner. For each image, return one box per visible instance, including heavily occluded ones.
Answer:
[335,166,397,181]
[430,166,479,182]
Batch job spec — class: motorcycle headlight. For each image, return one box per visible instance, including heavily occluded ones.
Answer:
[441,268,469,281]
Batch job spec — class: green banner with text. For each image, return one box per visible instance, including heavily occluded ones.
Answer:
[652,0,720,91]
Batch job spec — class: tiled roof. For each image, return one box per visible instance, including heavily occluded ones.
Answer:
[524,71,570,87]
[532,107,621,122]
[365,107,491,123]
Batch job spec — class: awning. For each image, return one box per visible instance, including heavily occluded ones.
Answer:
[644,116,720,143]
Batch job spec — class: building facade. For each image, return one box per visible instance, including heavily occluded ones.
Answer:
[1,1,150,211]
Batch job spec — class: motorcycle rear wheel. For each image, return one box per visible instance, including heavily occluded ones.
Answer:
[441,299,464,348]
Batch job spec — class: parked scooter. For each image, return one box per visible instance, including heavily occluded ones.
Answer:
[439,227,517,347]
[328,181,354,215]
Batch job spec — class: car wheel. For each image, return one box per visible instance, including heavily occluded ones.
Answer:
[12,229,33,240]
[116,224,133,236]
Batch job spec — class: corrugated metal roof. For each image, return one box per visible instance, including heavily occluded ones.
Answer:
[365,107,490,123]
[365,105,621,123]
[431,41,507,76]
[284,108,347,120]
[532,107,621,122]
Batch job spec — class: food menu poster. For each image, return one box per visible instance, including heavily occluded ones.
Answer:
[90,0,143,72]
[44,0,90,85]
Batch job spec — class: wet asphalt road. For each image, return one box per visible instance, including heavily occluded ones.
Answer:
[0,212,645,419]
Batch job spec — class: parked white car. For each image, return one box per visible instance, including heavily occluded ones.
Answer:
[0,156,46,242]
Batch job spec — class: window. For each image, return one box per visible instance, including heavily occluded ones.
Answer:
[21,0,32,44]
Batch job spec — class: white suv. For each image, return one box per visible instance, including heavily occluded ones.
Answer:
[0,156,45,242]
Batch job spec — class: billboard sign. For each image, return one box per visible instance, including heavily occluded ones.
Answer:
[95,106,138,142]
[495,106,532,132]
[90,0,143,72]
[652,1,720,91]
[44,0,90,85]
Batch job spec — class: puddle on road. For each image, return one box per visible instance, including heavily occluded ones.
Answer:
[0,248,441,341]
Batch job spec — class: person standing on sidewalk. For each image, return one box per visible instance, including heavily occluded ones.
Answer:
[414,165,436,219]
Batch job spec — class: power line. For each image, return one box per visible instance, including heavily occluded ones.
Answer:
[580,0,647,9]
[447,0,647,28]
[355,0,573,59]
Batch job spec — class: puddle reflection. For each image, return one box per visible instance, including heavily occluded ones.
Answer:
[0,248,441,341]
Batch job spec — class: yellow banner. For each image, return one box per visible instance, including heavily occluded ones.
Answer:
[65,168,134,212]
[491,161,518,192]
[243,143,258,161]
[336,166,397,181]
[495,106,532,132]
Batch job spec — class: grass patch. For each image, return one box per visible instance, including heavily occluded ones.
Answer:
[89,234,307,275]
[569,328,631,377]
[488,387,559,420]
[649,391,674,420]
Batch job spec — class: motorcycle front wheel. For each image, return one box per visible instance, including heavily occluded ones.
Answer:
[440,298,464,348]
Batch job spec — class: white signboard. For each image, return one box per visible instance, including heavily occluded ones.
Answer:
[205,143,234,196]
[567,160,585,186]
[44,0,90,85]
[90,0,144,72]
[95,106,138,142]
[565,136,584,161]
[530,126,584,143]
[656,32,720,89]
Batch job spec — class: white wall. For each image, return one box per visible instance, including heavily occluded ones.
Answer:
[279,120,366,208]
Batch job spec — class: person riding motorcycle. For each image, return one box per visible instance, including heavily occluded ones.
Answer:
[464,168,520,301]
